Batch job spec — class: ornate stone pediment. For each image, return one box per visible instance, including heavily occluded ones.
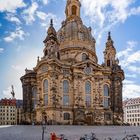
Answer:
[37,64,48,74]
[72,60,103,70]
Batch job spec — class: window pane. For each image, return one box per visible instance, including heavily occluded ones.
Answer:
[63,80,69,94]
[104,98,109,108]
[85,96,91,107]
[64,113,70,120]
[32,87,37,98]
[63,95,69,105]
[104,85,109,96]
[104,113,111,120]
[44,80,48,93]
[85,81,91,94]
[82,53,87,61]
[32,87,37,109]
[44,94,48,106]
[32,100,36,109]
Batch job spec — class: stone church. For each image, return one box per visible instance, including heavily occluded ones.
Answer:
[21,0,124,125]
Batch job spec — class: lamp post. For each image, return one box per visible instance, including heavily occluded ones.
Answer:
[41,113,47,140]
[38,98,47,140]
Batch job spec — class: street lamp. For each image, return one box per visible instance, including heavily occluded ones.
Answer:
[41,115,47,140]
[38,98,47,140]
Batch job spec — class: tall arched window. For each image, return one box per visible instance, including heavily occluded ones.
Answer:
[72,5,77,15]
[32,87,37,109]
[85,81,91,107]
[104,85,109,96]
[63,80,69,94]
[63,80,69,105]
[103,85,110,108]
[43,80,48,106]
[85,81,91,94]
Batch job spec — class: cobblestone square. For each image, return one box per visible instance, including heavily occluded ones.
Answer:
[0,125,140,140]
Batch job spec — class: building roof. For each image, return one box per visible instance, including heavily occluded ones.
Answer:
[0,98,16,106]
[123,97,140,107]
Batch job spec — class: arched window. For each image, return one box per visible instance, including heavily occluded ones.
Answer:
[72,5,77,15]
[103,85,110,108]
[43,80,48,106]
[85,81,91,94]
[44,80,48,93]
[63,80,69,94]
[85,81,91,107]
[104,85,109,96]
[64,113,70,120]
[32,87,37,109]
[82,53,88,61]
[63,80,69,105]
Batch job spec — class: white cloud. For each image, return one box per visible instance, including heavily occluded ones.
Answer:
[117,41,140,67]
[36,11,47,20]
[0,48,4,53]
[123,82,140,99]
[117,40,140,99]
[125,74,137,78]
[117,41,137,58]
[4,27,26,42]
[127,50,140,64]
[42,0,49,5]
[3,47,43,99]
[0,0,26,13]
[127,66,140,74]
[2,86,22,99]
[2,86,12,99]
[80,0,140,43]
[40,13,60,30]
[23,2,38,24]
[12,65,22,71]
[5,13,21,25]
[123,79,135,85]
[130,6,140,15]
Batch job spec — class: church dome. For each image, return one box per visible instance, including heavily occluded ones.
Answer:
[56,0,97,63]
[57,20,95,43]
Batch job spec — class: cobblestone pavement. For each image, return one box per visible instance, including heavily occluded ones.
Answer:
[0,125,140,140]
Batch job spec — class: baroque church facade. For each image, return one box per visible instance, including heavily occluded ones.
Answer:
[21,0,124,125]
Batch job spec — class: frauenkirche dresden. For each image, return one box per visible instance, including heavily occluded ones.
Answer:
[21,0,124,125]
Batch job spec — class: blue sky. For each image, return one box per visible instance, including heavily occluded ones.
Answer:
[0,0,140,100]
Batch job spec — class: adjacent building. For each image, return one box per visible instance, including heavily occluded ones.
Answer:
[0,99,17,125]
[21,0,124,125]
[0,99,23,125]
[123,98,140,126]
